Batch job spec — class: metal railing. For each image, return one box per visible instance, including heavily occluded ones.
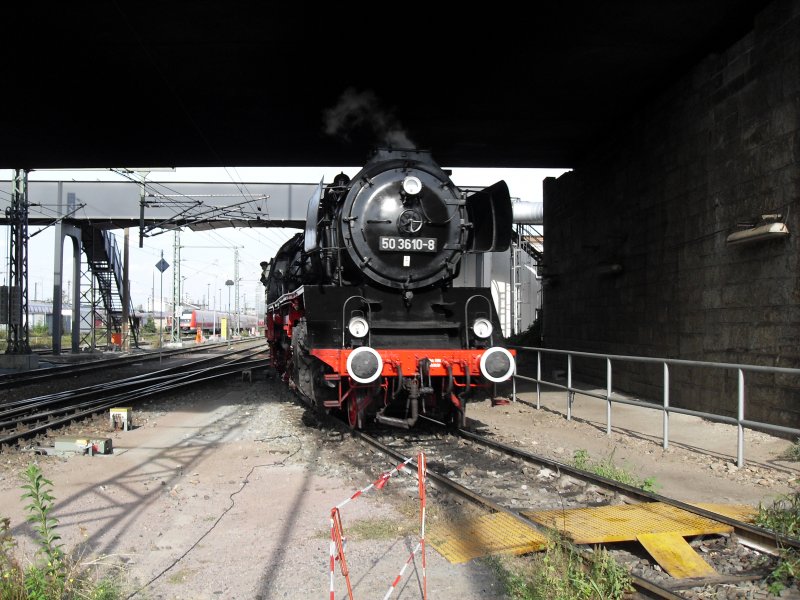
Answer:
[510,345,800,467]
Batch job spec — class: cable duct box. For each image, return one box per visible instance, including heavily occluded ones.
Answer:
[726,222,789,245]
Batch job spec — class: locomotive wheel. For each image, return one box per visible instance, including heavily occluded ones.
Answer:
[291,319,314,400]
[347,397,360,429]
[346,389,368,429]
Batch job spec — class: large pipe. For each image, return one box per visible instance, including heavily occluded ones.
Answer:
[512,201,543,224]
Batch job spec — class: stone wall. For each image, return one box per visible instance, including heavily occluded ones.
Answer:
[541,0,800,427]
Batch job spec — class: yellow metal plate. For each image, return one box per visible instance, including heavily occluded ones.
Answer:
[637,532,717,579]
[691,503,757,523]
[428,512,547,564]
[521,502,733,544]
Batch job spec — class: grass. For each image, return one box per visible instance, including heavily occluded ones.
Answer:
[344,518,416,541]
[755,490,800,594]
[0,463,125,600]
[571,448,658,493]
[484,532,633,599]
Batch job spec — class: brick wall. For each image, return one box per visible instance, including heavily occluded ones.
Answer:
[541,0,800,427]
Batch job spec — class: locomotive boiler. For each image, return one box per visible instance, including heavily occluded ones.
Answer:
[261,148,516,429]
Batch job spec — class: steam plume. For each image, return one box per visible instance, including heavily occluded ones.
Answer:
[323,88,415,149]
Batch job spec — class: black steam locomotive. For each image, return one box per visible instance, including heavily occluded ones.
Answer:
[261,148,516,429]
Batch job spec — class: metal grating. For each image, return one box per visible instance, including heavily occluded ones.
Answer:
[691,503,757,523]
[428,502,748,573]
[521,502,733,544]
[428,512,548,564]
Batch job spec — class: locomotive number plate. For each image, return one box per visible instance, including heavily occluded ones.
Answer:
[379,236,437,252]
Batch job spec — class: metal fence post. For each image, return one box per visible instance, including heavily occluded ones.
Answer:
[663,362,670,450]
[567,354,573,421]
[606,358,612,436]
[536,351,541,409]
[512,362,517,403]
[738,368,745,468]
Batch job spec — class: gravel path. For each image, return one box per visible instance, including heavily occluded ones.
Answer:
[0,373,503,599]
[1,357,798,599]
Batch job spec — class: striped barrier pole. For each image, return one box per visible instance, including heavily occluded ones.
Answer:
[328,453,423,599]
[335,455,416,511]
[382,542,421,600]
[330,507,353,600]
[418,452,428,600]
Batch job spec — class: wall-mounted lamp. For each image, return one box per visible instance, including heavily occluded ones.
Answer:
[726,221,789,245]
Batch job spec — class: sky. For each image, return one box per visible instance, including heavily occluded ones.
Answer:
[0,165,568,315]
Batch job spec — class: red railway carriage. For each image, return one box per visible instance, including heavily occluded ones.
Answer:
[180,309,259,335]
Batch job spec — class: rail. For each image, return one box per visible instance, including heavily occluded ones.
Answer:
[510,346,800,468]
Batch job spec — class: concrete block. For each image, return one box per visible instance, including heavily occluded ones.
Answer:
[54,436,112,455]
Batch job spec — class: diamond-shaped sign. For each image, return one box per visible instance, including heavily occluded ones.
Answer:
[155,258,170,273]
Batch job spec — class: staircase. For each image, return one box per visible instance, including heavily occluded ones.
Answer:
[512,222,543,263]
[510,223,544,337]
[80,226,139,348]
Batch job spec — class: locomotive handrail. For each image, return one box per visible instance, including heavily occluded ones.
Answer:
[509,344,800,468]
[266,285,304,312]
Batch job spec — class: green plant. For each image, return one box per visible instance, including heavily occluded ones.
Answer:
[485,534,633,599]
[755,490,800,594]
[755,490,800,538]
[21,463,64,576]
[572,448,658,493]
[766,548,800,595]
[0,517,26,600]
[142,317,157,334]
[0,463,125,599]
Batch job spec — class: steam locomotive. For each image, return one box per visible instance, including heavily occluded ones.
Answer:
[261,148,516,429]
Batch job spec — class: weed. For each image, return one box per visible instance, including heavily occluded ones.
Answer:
[0,463,125,599]
[21,463,64,576]
[754,490,800,593]
[572,448,658,492]
[755,490,800,538]
[346,518,415,540]
[485,533,633,599]
[766,548,800,595]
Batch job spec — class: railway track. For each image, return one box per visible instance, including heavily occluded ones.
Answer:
[321,413,798,599]
[0,341,269,448]
[4,354,793,597]
[0,338,259,390]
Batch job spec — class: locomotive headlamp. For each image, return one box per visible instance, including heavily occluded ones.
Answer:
[348,316,369,339]
[347,346,384,384]
[472,317,493,339]
[402,176,422,196]
[479,347,515,383]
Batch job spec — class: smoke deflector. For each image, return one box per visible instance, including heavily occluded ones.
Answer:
[465,181,513,252]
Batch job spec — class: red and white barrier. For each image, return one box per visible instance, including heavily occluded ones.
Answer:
[383,542,421,600]
[328,452,428,600]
